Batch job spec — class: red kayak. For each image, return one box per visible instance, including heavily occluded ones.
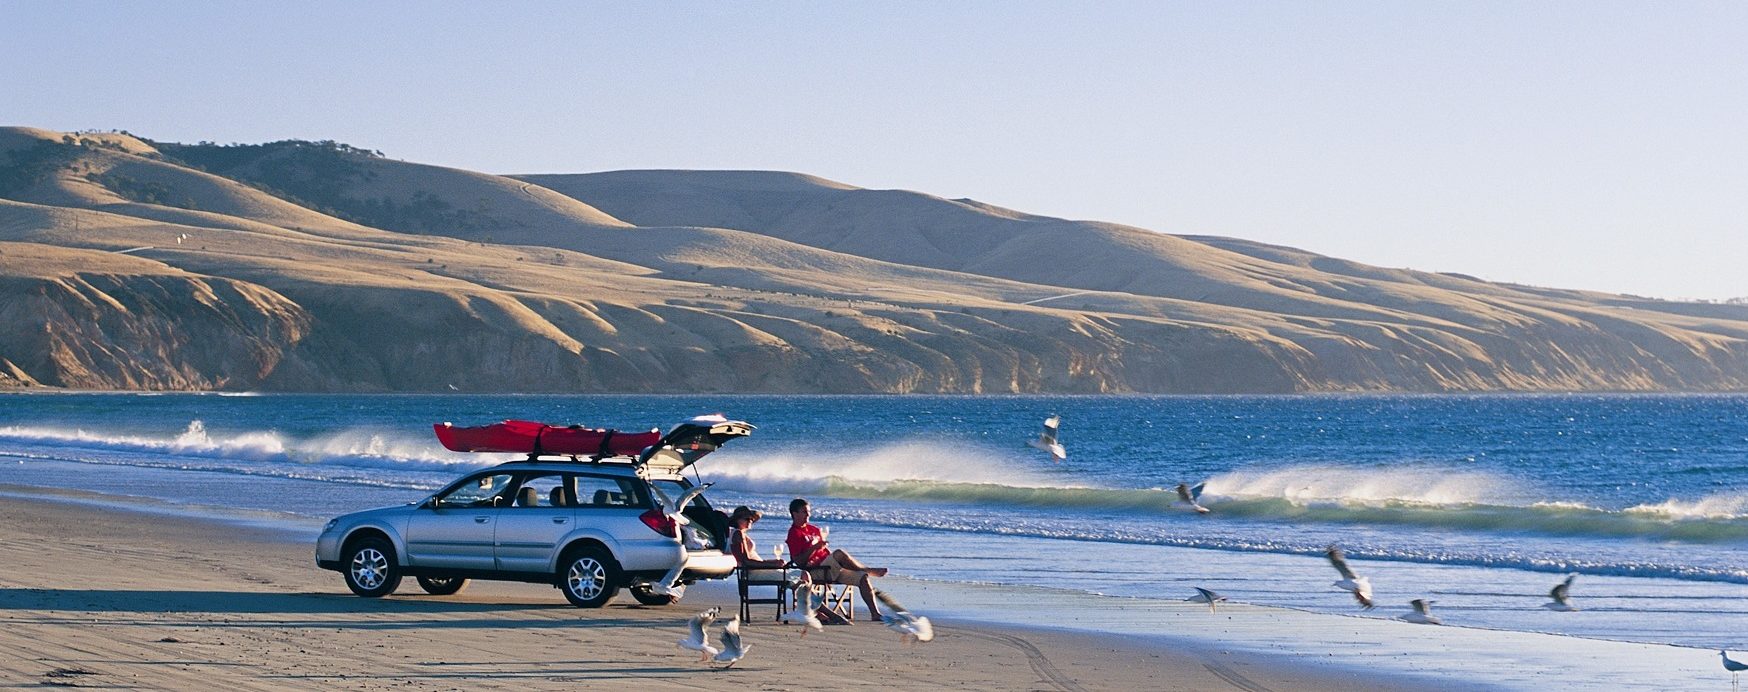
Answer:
[433,420,663,457]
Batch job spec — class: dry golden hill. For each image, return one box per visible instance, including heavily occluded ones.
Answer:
[2,126,1745,393]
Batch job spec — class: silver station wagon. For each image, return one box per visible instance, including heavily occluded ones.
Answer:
[315,416,751,607]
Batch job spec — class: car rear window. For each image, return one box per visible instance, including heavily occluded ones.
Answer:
[574,474,646,508]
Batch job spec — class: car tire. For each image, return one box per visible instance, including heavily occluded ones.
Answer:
[558,545,621,608]
[630,583,680,606]
[416,575,469,596]
[343,536,402,598]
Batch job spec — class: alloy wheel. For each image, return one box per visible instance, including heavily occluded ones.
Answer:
[350,547,388,590]
[567,557,605,601]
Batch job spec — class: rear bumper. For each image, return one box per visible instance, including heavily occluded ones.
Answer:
[682,550,737,579]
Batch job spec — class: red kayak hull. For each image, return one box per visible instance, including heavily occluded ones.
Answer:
[434,420,662,457]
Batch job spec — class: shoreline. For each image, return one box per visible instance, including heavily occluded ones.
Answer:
[0,480,1738,688]
[0,490,1416,691]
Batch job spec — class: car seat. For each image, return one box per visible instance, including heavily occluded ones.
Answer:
[517,486,540,508]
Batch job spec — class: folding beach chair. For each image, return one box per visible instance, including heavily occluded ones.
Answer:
[816,581,856,622]
[795,566,857,623]
[737,563,800,622]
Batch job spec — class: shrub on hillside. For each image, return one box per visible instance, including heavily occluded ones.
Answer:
[153,139,486,234]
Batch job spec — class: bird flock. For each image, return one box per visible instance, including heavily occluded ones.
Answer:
[674,587,934,668]
[1183,543,1582,626]
[676,606,749,667]
[1176,494,1748,682]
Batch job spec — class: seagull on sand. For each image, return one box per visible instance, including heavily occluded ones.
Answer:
[1187,587,1229,612]
[712,617,748,667]
[1543,573,1579,611]
[677,607,721,661]
[1176,482,1211,514]
[1399,599,1442,625]
[1723,650,1748,692]
[874,590,935,644]
[781,585,824,636]
[1325,545,1375,609]
[1027,415,1066,462]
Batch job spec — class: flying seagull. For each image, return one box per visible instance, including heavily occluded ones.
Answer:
[677,607,721,661]
[650,482,713,519]
[649,570,687,600]
[650,483,716,598]
[1187,587,1228,612]
[874,589,935,644]
[781,586,824,636]
[1325,545,1375,609]
[1723,650,1748,692]
[1027,415,1066,462]
[1176,482,1211,514]
[712,616,748,667]
[1543,573,1578,612]
[1399,599,1442,625]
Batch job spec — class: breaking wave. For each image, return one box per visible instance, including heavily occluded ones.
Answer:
[707,454,1748,544]
[0,420,503,479]
[6,424,1748,545]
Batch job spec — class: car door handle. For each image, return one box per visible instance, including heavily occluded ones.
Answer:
[475,516,490,524]
[551,517,568,524]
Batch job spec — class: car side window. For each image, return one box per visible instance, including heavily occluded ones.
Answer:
[574,475,644,508]
[508,473,568,509]
[435,473,515,508]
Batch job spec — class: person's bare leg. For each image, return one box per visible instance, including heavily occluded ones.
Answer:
[857,575,884,620]
[831,549,888,577]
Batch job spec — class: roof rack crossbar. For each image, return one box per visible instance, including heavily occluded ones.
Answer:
[592,429,616,461]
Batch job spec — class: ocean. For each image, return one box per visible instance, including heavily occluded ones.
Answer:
[3,392,1746,655]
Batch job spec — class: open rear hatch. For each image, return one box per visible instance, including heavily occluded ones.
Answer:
[639,414,756,471]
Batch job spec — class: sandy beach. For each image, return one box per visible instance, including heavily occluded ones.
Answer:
[0,490,1407,691]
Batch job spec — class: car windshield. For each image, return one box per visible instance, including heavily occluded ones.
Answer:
[435,473,514,507]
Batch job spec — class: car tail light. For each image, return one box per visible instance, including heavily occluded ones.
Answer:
[640,509,677,537]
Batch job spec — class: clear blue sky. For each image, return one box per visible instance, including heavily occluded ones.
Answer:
[4,1,1744,299]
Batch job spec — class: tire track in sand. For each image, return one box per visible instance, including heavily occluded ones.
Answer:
[954,630,1087,692]
[1203,661,1275,692]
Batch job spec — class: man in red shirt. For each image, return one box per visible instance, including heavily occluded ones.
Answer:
[785,497,887,620]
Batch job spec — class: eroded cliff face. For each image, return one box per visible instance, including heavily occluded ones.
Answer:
[1,126,1745,394]
[0,271,311,390]
[4,261,1746,394]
